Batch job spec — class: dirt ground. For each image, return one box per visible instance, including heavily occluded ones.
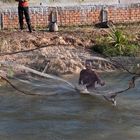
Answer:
[0,24,139,75]
[0,24,140,51]
[0,26,108,50]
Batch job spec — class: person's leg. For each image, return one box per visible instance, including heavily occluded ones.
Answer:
[23,7,32,33]
[18,6,24,30]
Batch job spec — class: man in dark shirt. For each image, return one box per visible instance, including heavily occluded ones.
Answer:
[15,0,32,33]
[79,61,105,89]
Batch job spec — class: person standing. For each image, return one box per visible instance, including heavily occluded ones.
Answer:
[15,0,32,33]
[79,61,105,89]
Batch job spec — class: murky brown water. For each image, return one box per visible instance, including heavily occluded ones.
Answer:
[0,72,139,140]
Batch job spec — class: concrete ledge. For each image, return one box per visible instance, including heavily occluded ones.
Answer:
[0,3,140,12]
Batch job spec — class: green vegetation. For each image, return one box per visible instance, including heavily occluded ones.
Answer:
[91,25,140,57]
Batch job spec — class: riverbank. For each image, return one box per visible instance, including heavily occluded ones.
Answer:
[0,24,139,76]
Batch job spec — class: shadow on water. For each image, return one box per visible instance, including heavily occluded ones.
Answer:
[0,72,140,140]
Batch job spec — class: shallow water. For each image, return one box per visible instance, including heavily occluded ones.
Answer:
[0,72,140,140]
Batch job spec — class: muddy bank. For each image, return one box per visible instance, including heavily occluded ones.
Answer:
[0,29,116,75]
[0,25,139,75]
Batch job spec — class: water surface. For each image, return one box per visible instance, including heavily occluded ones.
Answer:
[0,72,140,140]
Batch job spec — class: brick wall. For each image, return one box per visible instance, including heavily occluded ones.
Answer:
[0,4,140,29]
